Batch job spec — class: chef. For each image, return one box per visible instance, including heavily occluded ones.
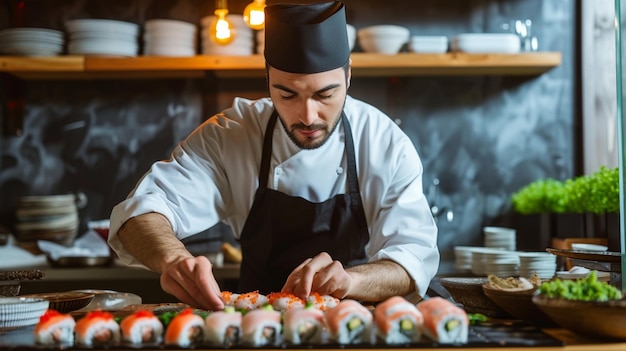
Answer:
[108,0,439,311]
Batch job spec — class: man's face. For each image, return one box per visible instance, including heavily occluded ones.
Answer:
[268,65,350,149]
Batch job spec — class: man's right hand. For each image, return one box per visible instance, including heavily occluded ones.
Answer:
[160,256,225,311]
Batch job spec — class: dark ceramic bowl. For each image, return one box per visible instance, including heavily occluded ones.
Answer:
[20,292,95,313]
[482,284,557,327]
[439,277,510,318]
[532,294,626,340]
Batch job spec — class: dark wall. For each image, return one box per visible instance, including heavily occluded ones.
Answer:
[0,0,577,273]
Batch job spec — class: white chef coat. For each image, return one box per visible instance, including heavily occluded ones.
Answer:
[109,95,440,297]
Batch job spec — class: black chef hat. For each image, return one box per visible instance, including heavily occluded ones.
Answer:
[264,1,350,74]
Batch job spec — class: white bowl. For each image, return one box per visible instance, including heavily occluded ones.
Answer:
[571,243,608,251]
[452,33,520,53]
[346,24,356,51]
[409,35,448,53]
[357,25,410,54]
[144,45,196,57]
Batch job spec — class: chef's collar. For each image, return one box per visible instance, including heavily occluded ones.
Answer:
[264,1,350,74]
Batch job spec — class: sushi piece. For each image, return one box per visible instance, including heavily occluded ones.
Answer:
[164,308,206,348]
[325,299,373,344]
[267,292,305,311]
[74,310,121,348]
[240,305,282,346]
[34,309,76,346]
[120,310,164,346]
[374,296,423,344]
[234,291,269,311]
[307,292,340,311]
[283,302,327,345]
[221,291,240,307]
[204,306,242,346]
[416,297,468,344]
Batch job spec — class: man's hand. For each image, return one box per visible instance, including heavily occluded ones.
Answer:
[160,256,225,311]
[281,252,354,299]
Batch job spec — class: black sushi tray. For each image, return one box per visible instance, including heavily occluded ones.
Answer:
[0,320,563,350]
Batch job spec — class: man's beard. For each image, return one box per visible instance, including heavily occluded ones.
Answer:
[282,113,342,150]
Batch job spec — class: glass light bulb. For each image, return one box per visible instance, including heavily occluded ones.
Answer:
[210,8,236,45]
[243,0,266,30]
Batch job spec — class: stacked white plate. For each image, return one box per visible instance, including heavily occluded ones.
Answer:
[200,14,254,56]
[65,19,139,56]
[518,252,557,279]
[471,248,520,276]
[454,246,482,272]
[483,226,516,251]
[0,297,49,331]
[144,19,197,57]
[0,28,64,56]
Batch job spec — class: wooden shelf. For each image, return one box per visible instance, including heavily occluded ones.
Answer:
[0,52,562,80]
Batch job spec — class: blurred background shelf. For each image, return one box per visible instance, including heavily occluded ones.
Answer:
[0,52,562,80]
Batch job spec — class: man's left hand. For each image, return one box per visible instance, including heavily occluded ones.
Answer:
[281,252,353,299]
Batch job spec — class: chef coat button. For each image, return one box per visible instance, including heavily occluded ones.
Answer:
[275,168,283,175]
[336,167,344,174]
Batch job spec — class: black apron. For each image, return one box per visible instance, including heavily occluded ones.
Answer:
[238,109,370,294]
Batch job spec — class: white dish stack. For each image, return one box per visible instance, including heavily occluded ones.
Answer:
[0,297,49,332]
[0,28,64,56]
[200,14,254,56]
[518,252,557,279]
[409,35,448,53]
[144,19,197,57]
[65,19,140,56]
[451,33,521,53]
[14,194,80,247]
[470,248,519,276]
[483,226,516,251]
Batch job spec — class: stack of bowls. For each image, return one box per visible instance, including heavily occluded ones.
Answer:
[65,19,139,56]
[144,19,197,57]
[357,25,410,54]
[15,194,79,247]
[200,15,253,56]
[0,297,49,332]
[0,28,64,56]
[454,246,481,272]
[518,252,557,279]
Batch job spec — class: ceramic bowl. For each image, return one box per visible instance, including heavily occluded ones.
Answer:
[532,294,626,340]
[439,277,510,318]
[482,284,557,327]
[357,25,410,54]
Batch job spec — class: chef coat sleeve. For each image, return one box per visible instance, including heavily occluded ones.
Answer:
[362,135,439,299]
[108,118,234,268]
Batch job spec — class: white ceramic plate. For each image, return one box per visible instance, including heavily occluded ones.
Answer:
[571,243,608,251]
[145,19,196,34]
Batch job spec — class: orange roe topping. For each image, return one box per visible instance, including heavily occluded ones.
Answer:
[85,310,114,320]
[221,291,233,303]
[237,291,259,304]
[39,309,62,323]
[134,310,155,318]
[309,292,323,304]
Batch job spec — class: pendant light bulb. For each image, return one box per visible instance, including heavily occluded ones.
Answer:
[243,0,266,30]
[210,0,236,45]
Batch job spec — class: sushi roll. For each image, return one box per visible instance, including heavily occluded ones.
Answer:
[416,297,468,344]
[234,291,269,311]
[75,310,121,348]
[204,306,242,346]
[240,305,282,346]
[325,299,373,344]
[164,308,206,348]
[374,296,423,344]
[307,292,340,311]
[267,292,305,311]
[120,310,164,346]
[34,309,76,346]
[221,291,240,307]
[283,303,327,345]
